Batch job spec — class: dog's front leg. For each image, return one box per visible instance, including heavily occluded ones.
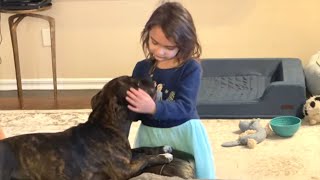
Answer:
[131,145,172,155]
[128,153,173,178]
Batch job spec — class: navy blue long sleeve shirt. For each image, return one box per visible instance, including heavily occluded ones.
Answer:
[132,58,202,128]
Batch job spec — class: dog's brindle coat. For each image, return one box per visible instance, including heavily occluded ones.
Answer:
[0,76,173,180]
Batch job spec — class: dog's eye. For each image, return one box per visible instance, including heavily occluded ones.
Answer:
[310,101,316,108]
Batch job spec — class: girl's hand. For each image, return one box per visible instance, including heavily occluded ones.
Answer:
[126,88,156,114]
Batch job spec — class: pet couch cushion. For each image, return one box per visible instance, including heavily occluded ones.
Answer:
[197,58,306,118]
[201,75,270,102]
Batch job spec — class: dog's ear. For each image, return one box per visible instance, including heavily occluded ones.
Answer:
[106,95,131,125]
[115,78,139,104]
[91,90,102,109]
[89,92,125,126]
[107,96,118,124]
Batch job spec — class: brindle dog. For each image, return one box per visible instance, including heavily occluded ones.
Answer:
[0,76,173,180]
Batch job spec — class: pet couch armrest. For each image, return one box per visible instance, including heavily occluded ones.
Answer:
[260,59,306,117]
[262,58,306,100]
[280,58,306,84]
[262,83,306,100]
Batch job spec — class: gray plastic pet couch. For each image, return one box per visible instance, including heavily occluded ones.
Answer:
[196,58,306,118]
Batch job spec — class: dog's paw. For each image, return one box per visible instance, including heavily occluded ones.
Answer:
[159,153,173,163]
[162,145,173,153]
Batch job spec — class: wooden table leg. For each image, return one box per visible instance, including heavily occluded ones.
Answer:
[48,16,57,103]
[8,13,57,108]
[8,14,26,109]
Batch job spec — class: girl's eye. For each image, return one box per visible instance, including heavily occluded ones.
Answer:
[166,46,177,51]
[151,40,158,45]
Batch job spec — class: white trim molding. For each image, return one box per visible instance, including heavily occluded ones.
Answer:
[0,78,112,90]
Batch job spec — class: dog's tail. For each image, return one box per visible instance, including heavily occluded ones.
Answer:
[221,140,241,147]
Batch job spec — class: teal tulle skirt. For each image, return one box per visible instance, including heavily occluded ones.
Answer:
[133,119,215,179]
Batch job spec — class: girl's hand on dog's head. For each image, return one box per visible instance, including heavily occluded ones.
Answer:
[126,88,156,115]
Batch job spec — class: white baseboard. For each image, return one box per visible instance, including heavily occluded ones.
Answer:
[0,78,112,90]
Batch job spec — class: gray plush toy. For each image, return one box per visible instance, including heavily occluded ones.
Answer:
[222,120,268,149]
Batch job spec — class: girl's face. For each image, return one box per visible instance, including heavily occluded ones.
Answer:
[148,26,179,62]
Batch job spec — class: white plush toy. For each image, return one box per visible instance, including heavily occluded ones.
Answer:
[304,51,320,95]
[303,96,320,125]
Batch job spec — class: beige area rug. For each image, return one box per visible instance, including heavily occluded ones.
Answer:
[0,110,320,180]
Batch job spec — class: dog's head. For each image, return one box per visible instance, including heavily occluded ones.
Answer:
[89,76,156,127]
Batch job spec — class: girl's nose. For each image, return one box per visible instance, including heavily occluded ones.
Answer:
[155,47,165,56]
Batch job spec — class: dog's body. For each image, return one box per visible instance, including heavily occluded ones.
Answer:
[0,76,173,180]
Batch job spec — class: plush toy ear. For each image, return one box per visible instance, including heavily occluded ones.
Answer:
[239,121,251,132]
[315,96,320,101]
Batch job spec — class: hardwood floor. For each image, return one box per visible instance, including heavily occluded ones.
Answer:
[0,90,100,110]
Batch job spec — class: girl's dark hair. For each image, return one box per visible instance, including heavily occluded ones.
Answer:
[141,1,202,64]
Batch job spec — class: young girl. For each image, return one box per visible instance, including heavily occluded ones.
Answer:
[126,2,215,179]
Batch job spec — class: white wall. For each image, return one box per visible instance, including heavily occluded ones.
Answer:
[0,0,319,81]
